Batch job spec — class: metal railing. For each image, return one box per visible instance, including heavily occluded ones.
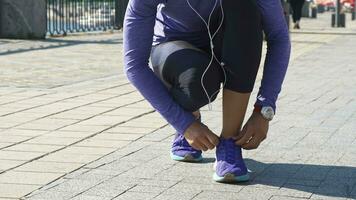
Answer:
[47,0,121,36]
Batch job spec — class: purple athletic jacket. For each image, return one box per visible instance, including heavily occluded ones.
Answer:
[123,0,291,134]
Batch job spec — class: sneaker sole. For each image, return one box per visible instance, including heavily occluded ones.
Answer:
[213,172,250,183]
[170,152,203,162]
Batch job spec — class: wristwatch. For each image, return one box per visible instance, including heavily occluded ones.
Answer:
[254,105,275,121]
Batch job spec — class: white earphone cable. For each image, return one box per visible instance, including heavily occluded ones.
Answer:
[186,0,226,111]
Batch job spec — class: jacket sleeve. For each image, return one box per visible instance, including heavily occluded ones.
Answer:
[123,0,196,134]
[255,0,292,112]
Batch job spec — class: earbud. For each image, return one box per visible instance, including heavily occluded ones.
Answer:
[186,0,226,111]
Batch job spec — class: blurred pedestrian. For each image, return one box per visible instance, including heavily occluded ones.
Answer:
[290,0,306,29]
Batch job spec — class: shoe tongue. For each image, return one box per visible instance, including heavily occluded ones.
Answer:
[219,138,240,161]
[221,137,236,146]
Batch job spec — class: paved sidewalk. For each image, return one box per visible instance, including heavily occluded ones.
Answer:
[0,12,355,200]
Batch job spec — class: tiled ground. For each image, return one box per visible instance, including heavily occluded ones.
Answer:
[0,12,355,200]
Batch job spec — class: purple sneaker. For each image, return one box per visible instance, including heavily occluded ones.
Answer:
[213,138,249,183]
[170,115,203,162]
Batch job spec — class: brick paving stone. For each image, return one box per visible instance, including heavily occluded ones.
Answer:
[70,195,112,200]
[58,146,116,156]
[4,143,64,153]
[112,192,158,200]
[13,161,84,174]
[43,131,94,138]
[0,135,32,143]
[0,143,13,149]
[128,185,167,195]
[0,171,64,185]
[192,191,241,200]
[269,196,309,200]
[0,129,49,137]
[81,182,136,198]
[0,151,44,161]
[154,190,201,200]
[24,136,80,146]
[90,133,144,141]
[74,139,130,148]
[0,160,25,171]
[37,152,102,164]
[0,183,40,199]
[25,190,76,200]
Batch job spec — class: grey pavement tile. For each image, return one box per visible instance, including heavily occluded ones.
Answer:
[145,155,177,166]
[99,175,140,187]
[62,168,91,180]
[118,166,162,179]
[37,177,68,192]
[312,180,354,199]
[151,171,185,182]
[310,194,352,200]
[44,178,100,194]
[26,190,75,200]
[248,176,288,189]
[153,191,200,200]
[95,160,140,172]
[156,164,213,178]
[181,176,215,184]
[292,165,333,181]
[244,159,271,175]
[269,196,309,200]
[138,179,178,188]
[286,179,322,187]
[70,194,112,200]
[76,168,124,178]
[351,187,356,199]
[230,186,278,200]
[258,163,302,179]
[113,191,158,200]
[326,166,356,179]
[118,150,160,163]
[278,186,314,199]
[166,182,245,194]
[128,185,167,195]
[192,191,238,200]
[82,182,136,198]
[82,155,119,169]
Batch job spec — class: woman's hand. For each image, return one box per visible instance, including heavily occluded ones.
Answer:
[235,112,269,150]
[184,121,220,151]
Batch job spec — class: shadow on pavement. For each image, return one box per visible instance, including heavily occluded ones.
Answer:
[0,37,122,56]
[242,159,356,199]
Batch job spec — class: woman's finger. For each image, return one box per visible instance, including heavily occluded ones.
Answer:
[206,131,220,147]
[242,134,261,150]
[195,140,208,151]
[235,125,253,146]
[200,135,215,150]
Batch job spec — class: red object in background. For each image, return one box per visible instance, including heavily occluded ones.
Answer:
[316,0,335,6]
[316,0,354,9]
[341,0,355,8]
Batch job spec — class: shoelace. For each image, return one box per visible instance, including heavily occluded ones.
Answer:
[220,139,239,164]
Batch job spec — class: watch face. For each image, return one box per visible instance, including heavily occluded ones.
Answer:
[261,107,274,120]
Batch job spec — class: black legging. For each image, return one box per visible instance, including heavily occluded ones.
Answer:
[150,0,263,112]
[290,0,305,23]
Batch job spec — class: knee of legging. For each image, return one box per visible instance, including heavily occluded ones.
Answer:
[172,90,219,112]
[171,72,222,112]
[170,87,205,112]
